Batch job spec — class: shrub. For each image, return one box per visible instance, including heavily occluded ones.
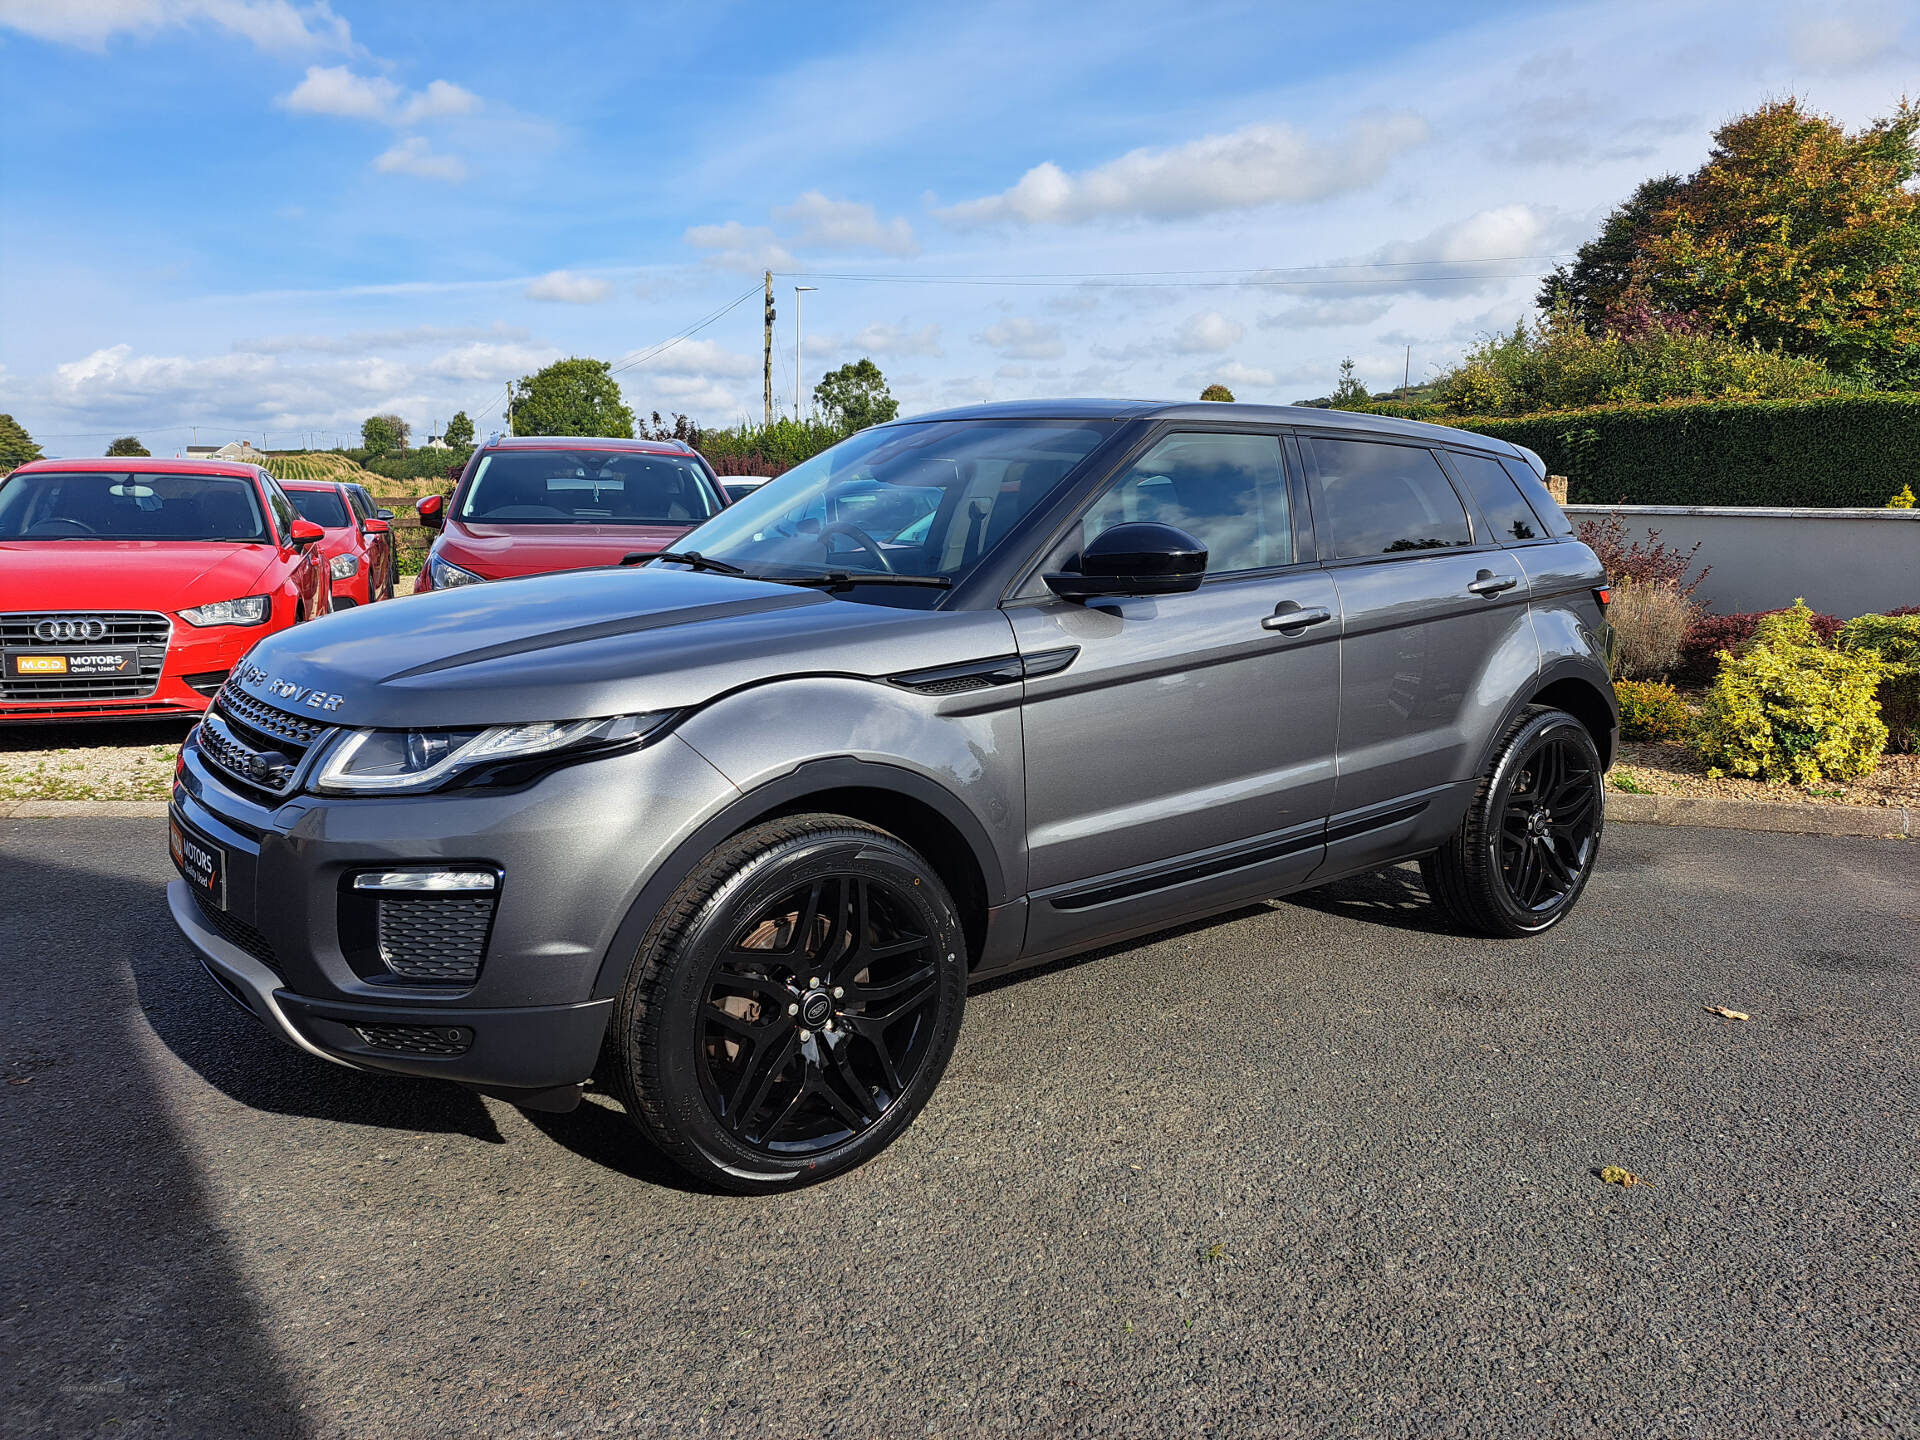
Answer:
[1890,484,1916,509]
[695,417,849,477]
[1575,511,1707,594]
[1374,393,1920,508]
[1838,612,1920,752]
[1675,606,1843,686]
[1615,679,1694,742]
[363,448,470,482]
[1608,579,1699,679]
[1694,600,1887,783]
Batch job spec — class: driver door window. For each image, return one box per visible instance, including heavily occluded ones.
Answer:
[1078,432,1291,575]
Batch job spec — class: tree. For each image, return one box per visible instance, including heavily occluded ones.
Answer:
[639,410,700,444]
[1537,175,1683,330]
[1543,100,1920,385]
[106,435,150,457]
[361,413,410,456]
[1199,384,1236,402]
[812,358,899,432]
[0,413,43,473]
[443,410,474,449]
[1330,357,1370,408]
[509,357,635,437]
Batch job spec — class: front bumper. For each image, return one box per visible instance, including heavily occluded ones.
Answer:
[0,622,260,723]
[165,726,739,1092]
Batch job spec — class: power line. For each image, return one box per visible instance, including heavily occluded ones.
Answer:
[775,270,1557,290]
[779,253,1572,285]
[607,284,762,377]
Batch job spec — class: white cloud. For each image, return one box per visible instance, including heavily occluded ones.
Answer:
[523,269,611,304]
[373,136,466,184]
[1297,205,1576,298]
[684,221,795,274]
[645,339,758,378]
[844,321,944,358]
[1261,297,1395,329]
[939,112,1428,226]
[1171,311,1244,354]
[977,317,1064,360]
[247,324,529,355]
[771,191,919,256]
[1788,5,1907,72]
[426,340,559,382]
[0,0,352,53]
[280,65,480,126]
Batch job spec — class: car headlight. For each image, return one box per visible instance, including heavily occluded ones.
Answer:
[330,554,360,580]
[426,553,485,590]
[312,713,670,795]
[179,595,270,627]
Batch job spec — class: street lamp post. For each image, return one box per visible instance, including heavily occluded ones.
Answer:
[794,285,818,421]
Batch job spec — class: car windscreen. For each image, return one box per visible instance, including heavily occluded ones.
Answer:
[458,451,721,526]
[671,420,1111,590]
[286,488,351,528]
[0,471,271,542]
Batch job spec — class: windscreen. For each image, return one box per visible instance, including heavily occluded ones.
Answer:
[458,450,721,526]
[287,488,351,528]
[673,420,1111,587]
[0,471,270,542]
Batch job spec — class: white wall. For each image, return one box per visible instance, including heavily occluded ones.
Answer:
[1563,505,1919,618]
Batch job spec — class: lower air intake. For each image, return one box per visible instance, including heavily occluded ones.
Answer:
[352,1023,472,1056]
[376,894,496,983]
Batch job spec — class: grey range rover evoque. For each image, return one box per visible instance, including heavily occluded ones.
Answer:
[167,400,1616,1192]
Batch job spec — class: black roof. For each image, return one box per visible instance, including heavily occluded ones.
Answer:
[894,399,1521,456]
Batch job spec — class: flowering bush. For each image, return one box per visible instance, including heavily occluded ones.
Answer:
[1614,679,1693,742]
[1695,601,1886,782]
[1838,612,1920,752]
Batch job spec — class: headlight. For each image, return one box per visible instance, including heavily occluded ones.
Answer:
[179,595,270,627]
[313,713,669,794]
[426,553,485,590]
[330,554,360,579]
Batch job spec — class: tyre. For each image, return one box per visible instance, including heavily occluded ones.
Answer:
[1421,706,1605,938]
[607,814,968,1193]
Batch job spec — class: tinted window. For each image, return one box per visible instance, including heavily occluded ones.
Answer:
[1304,438,1472,558]
[1499,457,1576,537]
[343,486,372,521]
[1081,432,1290,575]
[1447,451,1545,543]
[287,488,350,528]
[0,471,270,542]
[262,475,298,542]
[459,450,721,526]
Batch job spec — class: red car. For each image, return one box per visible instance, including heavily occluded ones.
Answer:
[414,434,727,591]
[0,457,331,722]
[283,479,398,608]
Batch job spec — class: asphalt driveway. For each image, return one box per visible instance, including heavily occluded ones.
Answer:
[2,818,1914,1438]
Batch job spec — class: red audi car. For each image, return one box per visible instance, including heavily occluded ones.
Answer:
[283,478,398,608]
[414,434,727,591]
[0,458,331,722]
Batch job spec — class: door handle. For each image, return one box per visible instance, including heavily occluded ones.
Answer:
[1467,572,1518,596]
[1262,604,1333,632]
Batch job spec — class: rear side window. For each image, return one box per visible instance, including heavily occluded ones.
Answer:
[1446,451,1546,543]
[1498,457,1575,537]
[1302,438,1472,558]
[1081,432,1291,575]
[261,475,298,542]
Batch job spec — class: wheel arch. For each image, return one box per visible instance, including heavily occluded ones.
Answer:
[1525,666,1619,769]
[589,758,1003,1000]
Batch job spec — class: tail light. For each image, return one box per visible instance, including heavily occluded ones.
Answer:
[1593,586,1612,611]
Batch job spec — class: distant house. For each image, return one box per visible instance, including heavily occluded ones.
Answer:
[185,441,266,462]
[423,435,451,450]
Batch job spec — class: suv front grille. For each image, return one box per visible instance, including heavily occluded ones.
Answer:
[0,611,171,702]
[200,686,332,796]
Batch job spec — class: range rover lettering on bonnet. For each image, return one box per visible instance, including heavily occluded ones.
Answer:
[240,660,344,712]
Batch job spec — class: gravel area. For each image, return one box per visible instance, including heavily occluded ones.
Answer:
[3,820,1915,1438]
[0,720,185,802]
[1614,740,1920,808]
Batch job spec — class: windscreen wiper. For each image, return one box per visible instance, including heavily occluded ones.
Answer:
[620,549,746,575]
[762,571,953,591]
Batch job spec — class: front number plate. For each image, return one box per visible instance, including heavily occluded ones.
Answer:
[169,811,228,911]
[5,649,138,677]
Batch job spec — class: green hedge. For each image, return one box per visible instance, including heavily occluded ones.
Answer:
[1400,394,1920,507]
[362,447,472,481]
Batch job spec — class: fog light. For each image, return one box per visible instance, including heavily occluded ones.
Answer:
[351,869,497,892]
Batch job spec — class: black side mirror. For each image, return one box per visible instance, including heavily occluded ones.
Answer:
[1044,522,1207,599]
[375,508,394,521]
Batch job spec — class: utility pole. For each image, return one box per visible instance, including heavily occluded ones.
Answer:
[505,382,514,436]
[1403,345,1411,397]
[763,270,775,428]
[794,285,817,422]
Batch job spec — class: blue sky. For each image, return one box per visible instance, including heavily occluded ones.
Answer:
[1,0,1914,456]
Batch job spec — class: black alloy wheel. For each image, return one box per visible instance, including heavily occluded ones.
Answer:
[609,815,967,1192]
[1422,706,1606,937]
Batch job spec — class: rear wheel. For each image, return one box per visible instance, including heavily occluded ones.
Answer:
[608,815,968,1193]
[1422,707,1604,938]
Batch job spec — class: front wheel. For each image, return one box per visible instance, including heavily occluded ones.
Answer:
[1422,706,1604,938]
[607,815,968,1193]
